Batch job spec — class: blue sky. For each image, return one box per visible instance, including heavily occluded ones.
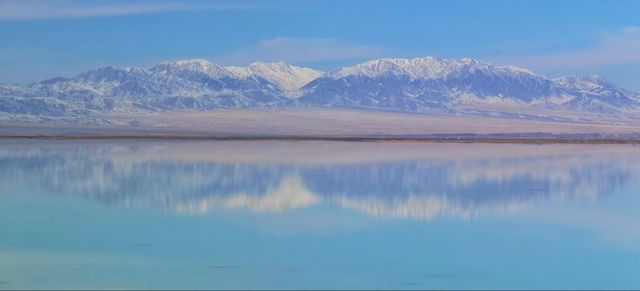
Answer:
[1,0,639,90]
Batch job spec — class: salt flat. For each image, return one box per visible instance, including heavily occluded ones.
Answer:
[1,108,639,138]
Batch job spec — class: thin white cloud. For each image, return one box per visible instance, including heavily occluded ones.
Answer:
[217,37,387,65]
[495,27,640,69]
[0,0,268,20]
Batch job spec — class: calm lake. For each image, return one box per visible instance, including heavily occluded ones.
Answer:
[1,140,639,289]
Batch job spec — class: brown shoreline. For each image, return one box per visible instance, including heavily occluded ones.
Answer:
[1,135,640,144]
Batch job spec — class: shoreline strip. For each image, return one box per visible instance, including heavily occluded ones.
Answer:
[1,135,640,144]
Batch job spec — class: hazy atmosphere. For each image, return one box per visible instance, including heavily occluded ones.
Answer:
[1,1,639,290]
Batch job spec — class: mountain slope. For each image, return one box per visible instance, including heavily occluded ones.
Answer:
[555,75,640,113]
[299,57,630,113]
[0,59,291,115]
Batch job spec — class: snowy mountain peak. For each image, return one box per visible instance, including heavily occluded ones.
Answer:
[70,66,149,86]
[325,56,539,80]
[441,57,536,76]
[152,58,233,78]
[554,75,613,90]
[326,57,424,79]
[225,61,323,96]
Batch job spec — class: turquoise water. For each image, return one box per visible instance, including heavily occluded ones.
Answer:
[0,140,639,289]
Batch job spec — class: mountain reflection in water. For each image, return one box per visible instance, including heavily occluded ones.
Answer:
[1,141,639,219]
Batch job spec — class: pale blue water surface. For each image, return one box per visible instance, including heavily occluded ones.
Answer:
[0,140,639,289]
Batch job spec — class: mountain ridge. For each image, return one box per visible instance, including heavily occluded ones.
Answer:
[1,56,639,121]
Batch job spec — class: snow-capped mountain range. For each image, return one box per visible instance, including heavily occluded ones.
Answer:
[1,56,639,118]
[225,61,323,97]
